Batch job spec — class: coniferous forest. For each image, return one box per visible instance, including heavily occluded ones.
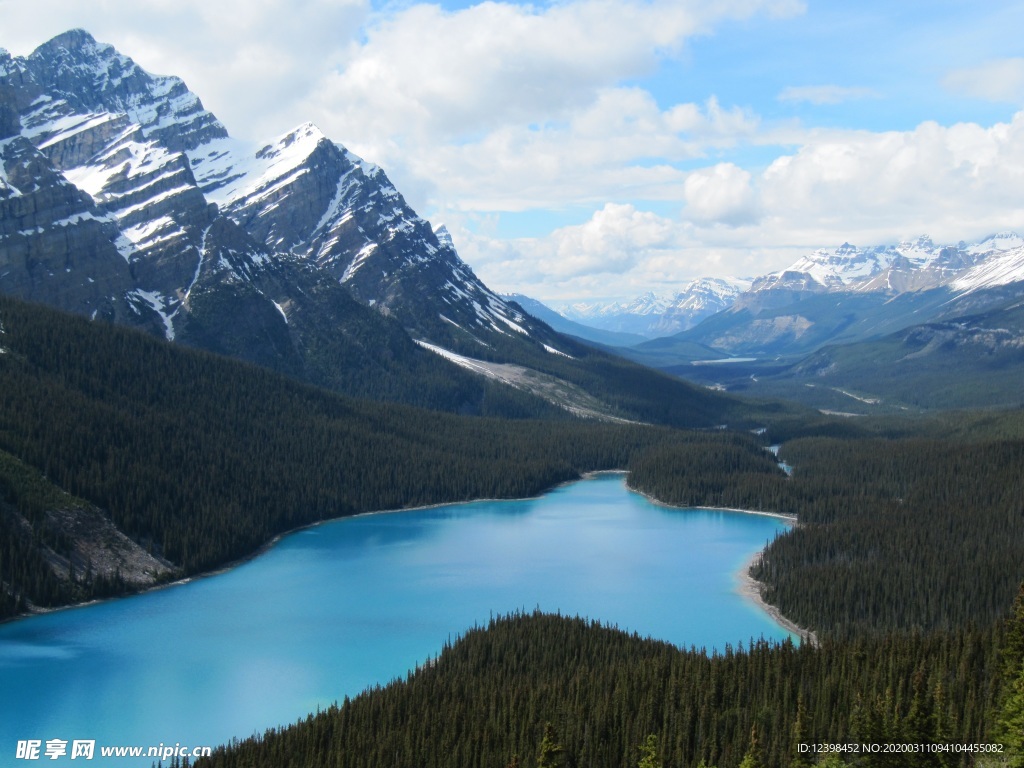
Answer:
[0,295,727,618]
[2,295,1024,767]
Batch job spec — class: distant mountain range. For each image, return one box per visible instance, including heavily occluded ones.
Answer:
[555,277,752,338]
[565,232,1024,411]
[0,29,741,428]
[546,233,1024,344]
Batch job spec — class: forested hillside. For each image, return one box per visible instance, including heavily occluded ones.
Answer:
[627,412,1024,637]
[0,296,778,619]
[6,294,1024,767]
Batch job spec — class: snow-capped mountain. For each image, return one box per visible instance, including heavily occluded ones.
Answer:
[0,29,560,373]
[951,240,1024,294]
[748,234,1021,298]
[663,232,1024,360]
[559,277,750,338]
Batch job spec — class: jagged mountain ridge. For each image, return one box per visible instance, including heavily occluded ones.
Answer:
[554,234,1024,350]
[1,29,739,426]
[618,233,1024,360]
[746,233,1024,300]
[1,30,541,349]
[0,29,575,415]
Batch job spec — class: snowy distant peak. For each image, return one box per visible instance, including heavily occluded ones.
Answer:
[964,231,1024,255]
[742,231,1024,302]
[952,243,1024,293]
[672,276,751,309]
[622,291,670,316]
[24,29,227,153]
[896,234,936,254]
[555,277,751,338]
[773,242,897,289]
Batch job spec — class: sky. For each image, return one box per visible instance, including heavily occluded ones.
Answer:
[3,0,1024,305]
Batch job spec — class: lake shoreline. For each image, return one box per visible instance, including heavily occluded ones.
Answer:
[625,480,815,647]
[6,469,809,649]
[3,473,595,625]
[736,551,819,648]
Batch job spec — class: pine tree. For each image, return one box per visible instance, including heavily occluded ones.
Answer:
[536,723,564,768]
[995,582,1024,767]
[637,734,661,768]
[738,724,764,768]
[790,695,812,768]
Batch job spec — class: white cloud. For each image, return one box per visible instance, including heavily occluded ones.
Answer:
[8,0,1024,304]
[302,0,797,146]
[450,202,788,302]
[457,109,1024,302]
[777,85,879,105]
[405,92,760,213]
[944,58,1024,104]
[759,113,1024,241]
[683,163,758,226]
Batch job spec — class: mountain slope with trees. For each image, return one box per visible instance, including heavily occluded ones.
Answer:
[0,295,782,620]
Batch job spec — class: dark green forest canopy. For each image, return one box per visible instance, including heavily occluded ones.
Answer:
[193,611,1005,768]
[627,410,1024,638]
[0,296,781,618]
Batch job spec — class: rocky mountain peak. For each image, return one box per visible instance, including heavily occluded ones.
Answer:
[24,30,227,154]
[433,224,454,250]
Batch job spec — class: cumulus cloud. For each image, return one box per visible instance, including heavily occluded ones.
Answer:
[406,92,760,213]
[459,109,1024,301]
[548,203,676,276]
[303,0,796,144]
[7,0,1024,303]
[760,113,1024,240]
[944,58,1024,104]
[683,163,758,226]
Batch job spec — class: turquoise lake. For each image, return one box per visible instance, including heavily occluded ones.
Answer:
[0,473,792,765]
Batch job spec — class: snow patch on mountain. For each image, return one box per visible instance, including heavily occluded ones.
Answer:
[131,288,175,340]
[963,231,1024,256]
[754,233,1024,297]
[951,245,1024,293]
[197,123,326,207]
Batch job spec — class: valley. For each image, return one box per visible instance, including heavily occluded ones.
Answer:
[2,26,1024,768]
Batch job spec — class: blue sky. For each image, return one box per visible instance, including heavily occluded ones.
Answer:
[4,0,1024,303]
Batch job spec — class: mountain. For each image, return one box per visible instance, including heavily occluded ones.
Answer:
[650,233,1024,362]
[744,234,1018,299]
[558,277,750,339]
[0,30,745,428]
[726,298,1024,412]
[503,293,647,347]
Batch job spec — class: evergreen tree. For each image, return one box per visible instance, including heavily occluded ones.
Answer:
[996,582,1024,766]
[738,724,764,768]
[637,734,661,768]
[790,695,812,768]
[536,723,564,768]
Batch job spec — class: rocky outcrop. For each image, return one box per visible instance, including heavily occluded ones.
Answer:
[0,134,139,322]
